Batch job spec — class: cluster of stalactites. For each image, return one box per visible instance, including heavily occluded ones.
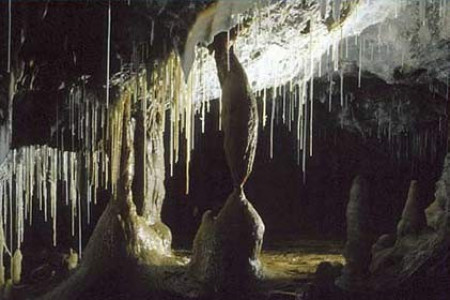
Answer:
[0,48,203,287]
[0,147,81,286]
[164,51,209,195]
[0,82,113,282]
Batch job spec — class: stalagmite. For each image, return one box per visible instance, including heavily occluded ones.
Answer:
[11,249,22,285]
[64,248,79,271]
[190,30,264,294]
[397,180,427,237]
[336,176,376,291]
[0,186,5,288]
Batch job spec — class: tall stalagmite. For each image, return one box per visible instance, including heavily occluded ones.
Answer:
[336,175,376,291]
[189,30,265,294]
[397,180,426,237]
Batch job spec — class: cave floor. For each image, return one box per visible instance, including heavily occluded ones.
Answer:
[173,238,344,298]
[15,239,344,300]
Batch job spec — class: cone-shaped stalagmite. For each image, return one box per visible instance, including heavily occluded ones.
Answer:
[397,180,426,237]
[189,30,264,293]
[336,176,376,291]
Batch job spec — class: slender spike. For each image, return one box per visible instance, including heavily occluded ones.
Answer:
[358,36,363,88]
[262,89,267,128]
[7,0,12,73]
[106,1,111,108]
[270,91,275,159]
[227,30,230,72]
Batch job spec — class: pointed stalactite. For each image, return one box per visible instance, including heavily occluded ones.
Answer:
[106,1,112,108]
[7,0,12,74]
[358,35,363,88]
[270,93,275,159]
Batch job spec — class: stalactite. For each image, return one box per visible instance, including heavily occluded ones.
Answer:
[50,152,57,246]
[185,100,191,195]
[270,93,275,159]
[296,84,302,165]
[219,94,223,131]
[309,25,314,158]
[446,74,449,101]
[106,1,111,108]
[419,0,426,26]
[226,30,231,72]
[170,105,174,177]
[328,74,333,112]
[358,36,363,88]
[150,19,155,46]
[7,0,12,73]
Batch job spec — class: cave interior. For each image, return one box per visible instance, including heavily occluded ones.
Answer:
[0,0,450,299]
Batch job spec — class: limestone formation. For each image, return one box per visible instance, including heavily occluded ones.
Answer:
[336,175,376,291]
[189,30,264,294]
[425,156,450,233]
[213,30,258,188]
[39,81,174,299]
[189,190,264,292]
[368,155,450,291]
[11,249,22,285]
[63,248,79,271]
[397,180,426,237]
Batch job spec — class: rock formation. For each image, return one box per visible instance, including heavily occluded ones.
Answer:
[397,180,427,237]
[189,30,264,294]
[336,175,376,291]
[38,78,175,299]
